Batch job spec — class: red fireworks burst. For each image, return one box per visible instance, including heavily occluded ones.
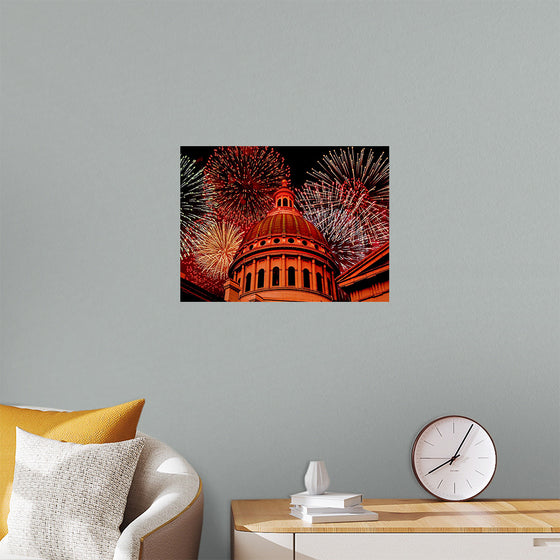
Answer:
[181,255,226,297]
[204,146,289,227]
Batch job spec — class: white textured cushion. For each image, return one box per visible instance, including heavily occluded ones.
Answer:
[2,428,144,560]
[0,554,44,559]
[0,555,44,559]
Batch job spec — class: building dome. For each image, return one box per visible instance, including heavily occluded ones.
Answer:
[243,208,326,246]
[224,182,341,302]
[239,183,330,251]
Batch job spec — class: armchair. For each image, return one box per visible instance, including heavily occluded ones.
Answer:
[0,431,203,560]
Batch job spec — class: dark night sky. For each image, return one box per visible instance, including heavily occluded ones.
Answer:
[180,146,389,191]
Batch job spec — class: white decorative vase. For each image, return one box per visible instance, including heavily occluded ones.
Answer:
[304,460,330,495]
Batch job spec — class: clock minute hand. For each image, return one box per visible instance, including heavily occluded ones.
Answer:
[426,456,460,475]
[450,423,473,464]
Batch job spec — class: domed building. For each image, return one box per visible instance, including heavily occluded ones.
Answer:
[224,182,341,302]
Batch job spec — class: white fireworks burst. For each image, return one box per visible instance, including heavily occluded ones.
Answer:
[193,219,244,279]
[181,154,211,258]
[307,147,389,206]
[298,179,389,271]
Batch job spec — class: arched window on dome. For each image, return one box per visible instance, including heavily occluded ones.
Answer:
[272,267,280,286]
[288,267,296,286]
[257,269,265,289]
[283,198,288,207]
[277,199,281,207]
[316,273,323,293]
[245,272,252,292]
[303,269,310,289]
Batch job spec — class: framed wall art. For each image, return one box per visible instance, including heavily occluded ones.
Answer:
[180,146,389,302]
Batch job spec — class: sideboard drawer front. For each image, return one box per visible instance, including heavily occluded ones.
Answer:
[296,533,560,560]
[233,531,293,560]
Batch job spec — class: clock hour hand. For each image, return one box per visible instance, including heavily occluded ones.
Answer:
[450,424,473,464]
[426,455,460,475]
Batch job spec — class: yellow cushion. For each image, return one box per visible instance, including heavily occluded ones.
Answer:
[0,398,145,538]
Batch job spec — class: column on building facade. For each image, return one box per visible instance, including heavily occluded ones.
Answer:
[240,264,246,294]
[311,259,317,291]
[281,254,286,286]
[266,256,271,288]
[331,272,337,300]
[252,259,257,291]
[297,256,302,288]
[322,264,328,297]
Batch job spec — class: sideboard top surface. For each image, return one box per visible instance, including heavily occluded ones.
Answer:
[231,499,560,534]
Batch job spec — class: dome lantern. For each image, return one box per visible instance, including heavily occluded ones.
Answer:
[273,179,296,209]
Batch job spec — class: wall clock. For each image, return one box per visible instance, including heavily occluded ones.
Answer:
[411,415,497,501]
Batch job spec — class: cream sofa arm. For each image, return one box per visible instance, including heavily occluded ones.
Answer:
[114,485,203,560]
[114,433,203,560]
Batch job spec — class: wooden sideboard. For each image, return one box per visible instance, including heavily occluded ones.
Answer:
[231,499,560,559]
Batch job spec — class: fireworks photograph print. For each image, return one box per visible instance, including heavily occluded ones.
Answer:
[180,146,389,302]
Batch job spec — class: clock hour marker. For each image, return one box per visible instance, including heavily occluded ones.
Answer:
[475,470,485,476]
[478,457,489,459]
[435,427,443,438]
[474,440,484,446]
[453,421,455,434]
[423,440,435,446]
[453,483,456,494]
[437,479,443,489]
[466,479,472,489]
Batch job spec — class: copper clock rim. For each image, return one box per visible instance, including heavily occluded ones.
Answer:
[411,415,498,502]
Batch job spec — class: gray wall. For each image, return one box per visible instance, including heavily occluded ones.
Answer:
[1,1,558,558]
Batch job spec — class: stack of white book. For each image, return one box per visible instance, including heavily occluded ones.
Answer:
[289,491,378,524]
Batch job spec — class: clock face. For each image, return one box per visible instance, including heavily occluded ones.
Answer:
[412,416,497,501]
